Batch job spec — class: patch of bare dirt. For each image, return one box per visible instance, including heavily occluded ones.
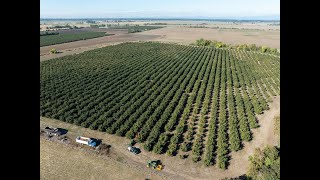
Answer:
[140,27,280,48]
[40,139,166,180]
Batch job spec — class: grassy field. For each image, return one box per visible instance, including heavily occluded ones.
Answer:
[40,138,165,180]
[40,32,112,47]
[141,27,280,48]
[40,42,280,169]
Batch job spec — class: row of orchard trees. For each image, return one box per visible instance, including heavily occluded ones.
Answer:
[124,46,204,146]
[191,48,215,162]
[42,42,189,127]
[143,46,199,152]
[146,47,212,153]
[165,47,210,156]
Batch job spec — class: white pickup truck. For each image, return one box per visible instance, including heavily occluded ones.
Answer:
[76,136,97,147]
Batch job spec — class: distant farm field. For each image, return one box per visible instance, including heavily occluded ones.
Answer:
[40,32,112,47]
[141,27,280,48]
[106,25,163,33]
[40,42,280,169]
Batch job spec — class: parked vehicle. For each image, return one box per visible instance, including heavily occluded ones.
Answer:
[44,127,62,136]
[127,139,140,154]
[76,136,98,147]
[127,146,140,154]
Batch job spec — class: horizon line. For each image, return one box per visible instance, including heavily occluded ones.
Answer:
[40,17,280,21]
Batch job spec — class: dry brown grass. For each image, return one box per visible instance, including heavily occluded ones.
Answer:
[140,27,280,48]
[40,139,164,180]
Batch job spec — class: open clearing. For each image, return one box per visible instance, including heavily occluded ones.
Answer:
[40,96,279,180]
[40,139,164,180]
[141,27,279,48]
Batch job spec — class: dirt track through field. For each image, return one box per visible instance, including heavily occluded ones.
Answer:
[40,96,279,180]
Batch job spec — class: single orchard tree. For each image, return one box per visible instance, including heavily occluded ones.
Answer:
[181,142,191,152]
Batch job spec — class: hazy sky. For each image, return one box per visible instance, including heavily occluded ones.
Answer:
[40,0,280,19]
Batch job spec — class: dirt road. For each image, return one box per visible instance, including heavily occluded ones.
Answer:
[40,96,279,180]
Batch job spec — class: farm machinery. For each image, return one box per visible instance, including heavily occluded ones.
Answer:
[146,160,163,170]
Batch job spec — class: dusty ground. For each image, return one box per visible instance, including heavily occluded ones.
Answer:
[40,96,279,180]
[40,139,165,180]
[40,121,180,180]
[141,27,280,48]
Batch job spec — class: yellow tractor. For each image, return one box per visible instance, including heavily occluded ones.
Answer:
[146,160,163,170]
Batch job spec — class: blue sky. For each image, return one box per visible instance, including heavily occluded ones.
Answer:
[40,0,280,19]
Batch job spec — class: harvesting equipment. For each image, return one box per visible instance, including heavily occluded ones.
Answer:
[146,160,163,170]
